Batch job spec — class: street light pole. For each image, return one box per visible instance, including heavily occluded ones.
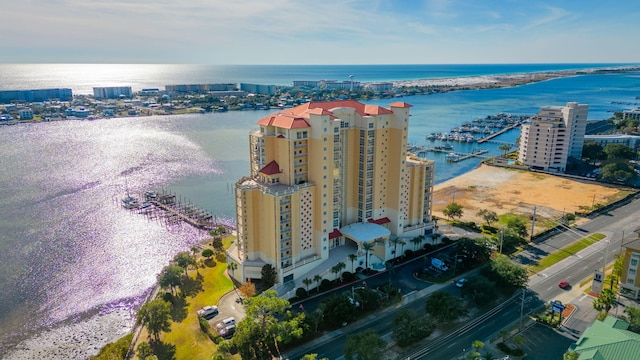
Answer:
[519,288,526,331]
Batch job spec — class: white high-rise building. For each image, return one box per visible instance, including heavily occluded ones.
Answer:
[518,102,589,172]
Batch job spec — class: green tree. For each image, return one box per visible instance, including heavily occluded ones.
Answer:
[173,251,196,276]
[443,202,464,220]
[234,290,304,358]
[600,161,637,183]
[137,299,172,342]
[313,274,322,291]
[348,253,358,272]
[157,265,183,295]
[477,209,498,225]
[486,255,528,289]
[344,329,386,360]
[581,141,606,164]
[411,236,423,250]
[563,350,580,360]
[593,288,618,314]
[461,275,497,306]
[137,342,154,359]
[604,143,636,160]
[392,309,436,347]
[302,278,313,291]
[261,263,277,289]
[320,295,357,327]
[624,306,640,333]
[300,354,329,360]
[499,144,512,157]
[227,261,237,276]
[361,242,375,269]
[506,217,528,239]
[201,248,214,260]
[331,264,341,281]
[425,291,467,322]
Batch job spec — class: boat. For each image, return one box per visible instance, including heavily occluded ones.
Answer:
[446,152,460,161]
[442,143,453,150]
[122,195,139,209]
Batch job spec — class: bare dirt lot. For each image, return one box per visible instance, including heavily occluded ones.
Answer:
[432,165,635,226]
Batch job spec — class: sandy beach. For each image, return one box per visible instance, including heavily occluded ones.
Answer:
[431,164,634,225]
[390,66,639,90]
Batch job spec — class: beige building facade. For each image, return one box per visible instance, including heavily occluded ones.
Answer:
[620,238,640,299]
[518,102,589,172]
[228,100,435,291]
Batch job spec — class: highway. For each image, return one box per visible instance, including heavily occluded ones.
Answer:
[283,195,640,360]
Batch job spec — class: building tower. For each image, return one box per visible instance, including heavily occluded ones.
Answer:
[228,100,435,294]
[518,102,589,172]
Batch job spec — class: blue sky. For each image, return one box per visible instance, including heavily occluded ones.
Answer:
[2,0,639,64]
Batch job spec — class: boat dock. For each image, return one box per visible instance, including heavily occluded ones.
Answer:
[122,189,232,232]
[413,147,489,162]
[476,122,521,143]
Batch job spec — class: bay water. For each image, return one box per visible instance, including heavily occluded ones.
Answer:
[0,64,638,359]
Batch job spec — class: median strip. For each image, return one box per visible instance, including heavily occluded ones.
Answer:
[526,233,605,275]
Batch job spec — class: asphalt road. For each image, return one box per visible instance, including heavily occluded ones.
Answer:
[283,195,640,359]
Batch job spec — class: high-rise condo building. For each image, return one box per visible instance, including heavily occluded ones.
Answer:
[518,102,589,172]
[228,100,435,293]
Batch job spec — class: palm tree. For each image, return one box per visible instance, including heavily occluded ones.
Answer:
[499,144,511,157]
[361,242,375,269]
[337,261,346,278]
[302,278,313,291]
[313,274,322,291]
[227,261,237,276]
[472,340,484,354]
[399,240,406,258]
[411,236,423,251]
[331,265,340,281]
[348,253,358,272]
[390,238,402,260]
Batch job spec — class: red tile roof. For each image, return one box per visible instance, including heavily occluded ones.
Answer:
[329,228,343,239]
[389,101,412,108]
[257,100,398,129]
[367,217,391,225]
[259,160,281,175]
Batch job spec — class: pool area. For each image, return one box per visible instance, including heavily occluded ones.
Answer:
[370,262,386,271]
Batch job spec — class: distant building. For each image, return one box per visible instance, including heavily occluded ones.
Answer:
[623,108,640,121]
[365,82,394,92]
[138,88,160,96]
[18,108,34,120]
[517,102,589,172]
[568,316,640,359]
[93,86,132,99]
[239,83,277,95]
[619,235,640,299]
[0,88,72,104]
[292,80,321,88]
[585,134,640,151]
[165,84,236,94]
[66,107,90,118]
[229,100,435,296]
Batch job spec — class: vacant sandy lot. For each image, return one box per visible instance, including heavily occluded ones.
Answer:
[432,165,633,225]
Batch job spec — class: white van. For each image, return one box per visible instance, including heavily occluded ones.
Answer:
[197,305,218,319]
[217,317,236,329]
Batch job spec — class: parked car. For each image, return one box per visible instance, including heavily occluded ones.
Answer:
[455,278,467,288]
[218,324,236,339]
[216,317,236,329]
[197,305,218,319]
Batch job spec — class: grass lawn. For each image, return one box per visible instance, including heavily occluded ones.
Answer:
[134,235,237,360]
[527,233,606,274]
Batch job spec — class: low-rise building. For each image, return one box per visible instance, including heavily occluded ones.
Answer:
[568,316,640,359]
[19,108,34,120]
[620,235,640,299]
[585,134,640,152]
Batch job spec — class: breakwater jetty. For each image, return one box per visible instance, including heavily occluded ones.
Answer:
[121,189,233,232]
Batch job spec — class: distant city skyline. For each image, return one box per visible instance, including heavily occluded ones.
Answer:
[3,0,640,64]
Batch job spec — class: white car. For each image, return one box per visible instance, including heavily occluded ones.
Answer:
[455,278,467,288]
[197,305,218,319]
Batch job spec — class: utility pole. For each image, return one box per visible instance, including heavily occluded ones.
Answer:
[530,206,536,241]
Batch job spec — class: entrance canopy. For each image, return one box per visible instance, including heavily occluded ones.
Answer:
[340,222,390,243]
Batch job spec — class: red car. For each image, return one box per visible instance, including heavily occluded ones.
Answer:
[558,280,570,289]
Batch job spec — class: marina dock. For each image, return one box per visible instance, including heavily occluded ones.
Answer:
[122,189,233,232]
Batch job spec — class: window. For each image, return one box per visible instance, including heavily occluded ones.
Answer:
[632,258,639,267]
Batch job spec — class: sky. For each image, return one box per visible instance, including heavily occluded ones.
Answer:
[2,0,640,65]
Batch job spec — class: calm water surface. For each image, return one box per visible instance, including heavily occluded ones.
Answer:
[0,68,639,359]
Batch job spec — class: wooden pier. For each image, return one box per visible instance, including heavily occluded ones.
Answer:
[476,123,521,144]
[122,189,233,232]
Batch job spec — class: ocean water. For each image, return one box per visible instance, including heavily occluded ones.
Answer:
[0,64,639,359]
[0,63,634,94]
